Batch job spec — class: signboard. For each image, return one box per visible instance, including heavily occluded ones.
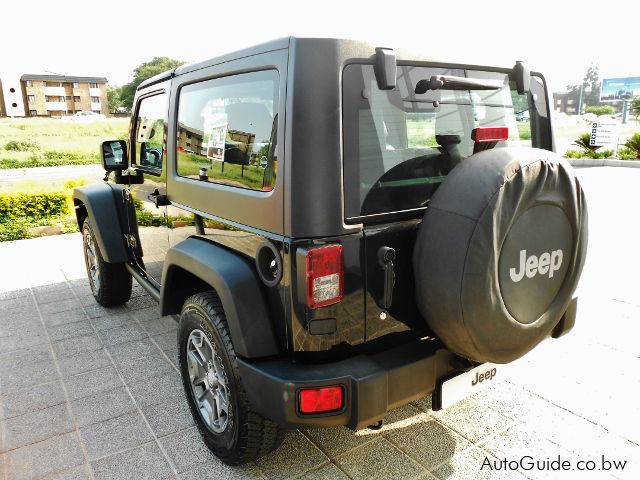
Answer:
[600,76,640,102]
[589,121,618,147]
[204,114,228,162]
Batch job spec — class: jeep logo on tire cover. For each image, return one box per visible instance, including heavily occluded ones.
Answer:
[509,249,563,283]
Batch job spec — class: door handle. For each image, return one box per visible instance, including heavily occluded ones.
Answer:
[377,246,396,309]
[147,189,171,207]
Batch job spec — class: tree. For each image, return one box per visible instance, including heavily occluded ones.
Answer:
[107,86,123,113]
[564,64,603,114]
[120,57,186,109]
[631,98,640,122]
[581,64,601,108]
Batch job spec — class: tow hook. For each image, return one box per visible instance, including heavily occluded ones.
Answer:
[368,420,384,430]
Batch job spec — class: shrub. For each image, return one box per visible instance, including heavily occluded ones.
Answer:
[0,219,31,242]
[596,149,614,159]
[4,140,40,152]
[617,146,638,160]
[64,178,89,189]
[624,133,640,158]
[0,191,69,223]
[572,133,599,154]
[584,105,615,116]
[565,150,585,158]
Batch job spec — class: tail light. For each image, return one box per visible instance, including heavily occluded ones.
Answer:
[305,245,344,309]
[299,386,344,414]
[472,126,509,143]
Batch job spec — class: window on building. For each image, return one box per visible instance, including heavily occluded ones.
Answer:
[28,95,35,102]
[59,96,65,102]
[567,99,574,105]
[74,96,81,102]
[26,80,33,87]
[93,110,101,114]
[89,82,99,88]
[91,96,100,103]
[46,81,63,87]
[73,82,79,88]
[29,110,37,116]
[176,70,279,191]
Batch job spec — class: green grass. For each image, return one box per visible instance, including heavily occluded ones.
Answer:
[0,117,128,169]
[177,152,267,190]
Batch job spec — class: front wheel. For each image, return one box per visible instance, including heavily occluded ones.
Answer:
[82,218,132,307]
[178,291,286,465]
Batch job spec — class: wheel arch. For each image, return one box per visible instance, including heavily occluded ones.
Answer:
[73,183,128,263]
[161,237,280,359]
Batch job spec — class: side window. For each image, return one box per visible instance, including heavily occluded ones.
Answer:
[176,70,279,191]
[134,93,166,171]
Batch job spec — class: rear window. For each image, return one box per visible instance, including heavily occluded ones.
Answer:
[342,64,549,219]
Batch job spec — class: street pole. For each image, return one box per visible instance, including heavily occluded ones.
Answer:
[577,85,583,115]
[622,100,628,124]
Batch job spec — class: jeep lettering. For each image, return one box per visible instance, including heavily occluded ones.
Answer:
[471,367,497,386]
[509,249,564,282]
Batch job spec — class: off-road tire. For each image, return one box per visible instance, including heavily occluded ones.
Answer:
[82,218,132,307]
[178,291,287,465]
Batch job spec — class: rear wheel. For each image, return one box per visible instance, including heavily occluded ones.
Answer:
[178,291,286,465]
[82,218,132,307]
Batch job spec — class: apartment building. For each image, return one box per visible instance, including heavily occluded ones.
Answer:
[20,74,108,117]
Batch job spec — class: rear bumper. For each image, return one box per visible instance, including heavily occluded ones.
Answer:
[236,338,455,430]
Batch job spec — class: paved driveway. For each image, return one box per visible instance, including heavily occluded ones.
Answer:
[0,167,638,480]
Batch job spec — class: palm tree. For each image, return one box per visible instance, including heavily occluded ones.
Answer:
[630,98,640,122]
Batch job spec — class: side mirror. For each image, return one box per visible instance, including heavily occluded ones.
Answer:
[101,140,128,171]
[513,61,530,95]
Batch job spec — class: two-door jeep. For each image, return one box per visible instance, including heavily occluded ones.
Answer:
[74,37,587,464]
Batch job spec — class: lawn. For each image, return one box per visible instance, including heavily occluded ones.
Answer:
[0,117,129,169]
[177,151,269,190]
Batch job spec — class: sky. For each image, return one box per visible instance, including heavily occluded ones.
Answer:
[1,0,638,94]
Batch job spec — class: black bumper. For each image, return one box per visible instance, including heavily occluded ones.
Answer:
[236,338,455,430]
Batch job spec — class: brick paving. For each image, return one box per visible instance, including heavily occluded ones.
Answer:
[0,167,639,479]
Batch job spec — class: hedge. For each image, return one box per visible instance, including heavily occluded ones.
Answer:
[0,191,69,223]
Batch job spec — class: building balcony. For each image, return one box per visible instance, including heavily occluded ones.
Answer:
[45,101,68,111]
[89,87,101,97]
[90,102,101,111]
[43,86,66,96]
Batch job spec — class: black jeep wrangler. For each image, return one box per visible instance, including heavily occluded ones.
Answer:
[73,38,587,465]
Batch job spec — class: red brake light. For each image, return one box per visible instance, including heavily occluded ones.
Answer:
[299,386,344,414]
[472,126,509,143]
[305,245,344,309]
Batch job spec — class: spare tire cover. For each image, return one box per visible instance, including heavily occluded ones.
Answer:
[413,148,588,364]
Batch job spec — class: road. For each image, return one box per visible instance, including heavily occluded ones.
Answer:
[0,164,104,189]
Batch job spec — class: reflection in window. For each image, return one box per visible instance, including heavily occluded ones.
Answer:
[176,70,279,191]
[135,93,166,170]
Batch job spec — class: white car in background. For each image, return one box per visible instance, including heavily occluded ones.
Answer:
[70,111,106,122]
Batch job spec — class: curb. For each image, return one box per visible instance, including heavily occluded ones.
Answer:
[566,158,640,168]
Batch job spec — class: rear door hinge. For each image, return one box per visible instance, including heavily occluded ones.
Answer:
[126,234,137,248]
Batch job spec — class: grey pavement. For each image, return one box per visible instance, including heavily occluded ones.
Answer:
[0,167,638,479]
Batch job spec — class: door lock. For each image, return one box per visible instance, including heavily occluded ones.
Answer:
[377,246,396,309]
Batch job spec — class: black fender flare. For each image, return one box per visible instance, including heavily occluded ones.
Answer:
[160,237,279,359]
[73,183,128,263]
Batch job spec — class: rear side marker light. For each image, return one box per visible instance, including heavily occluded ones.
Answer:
[305,245,344,309]
[472,126,509,143]
[299,386,344,414]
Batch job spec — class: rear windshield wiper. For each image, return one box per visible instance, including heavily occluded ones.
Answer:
[415,75,504,94]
